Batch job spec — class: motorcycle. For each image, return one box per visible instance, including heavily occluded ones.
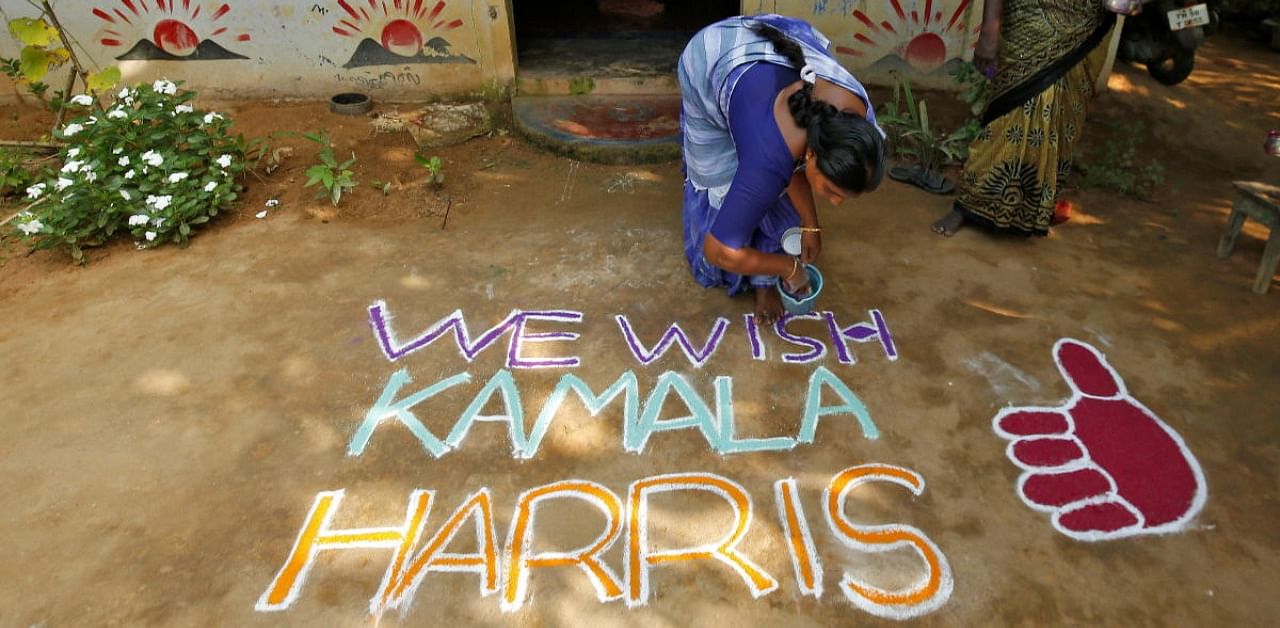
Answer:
[1117,0,1218,85]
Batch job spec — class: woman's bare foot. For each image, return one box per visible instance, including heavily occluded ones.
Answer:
[754,287,784,326]
[931,210,964,237]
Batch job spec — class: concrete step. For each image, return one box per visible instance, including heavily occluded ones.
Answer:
[512,94,680,164]
[516,73,679,97]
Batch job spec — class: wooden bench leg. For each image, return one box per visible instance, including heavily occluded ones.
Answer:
[1218,201,1248,258]
[1255,229,1280,295]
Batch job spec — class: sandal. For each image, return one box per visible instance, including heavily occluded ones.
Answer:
[889,164,955,195]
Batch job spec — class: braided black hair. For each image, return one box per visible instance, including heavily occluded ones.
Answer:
[751,23,885,195]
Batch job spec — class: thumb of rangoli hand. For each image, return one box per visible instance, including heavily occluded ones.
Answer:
[993,339,1207,541]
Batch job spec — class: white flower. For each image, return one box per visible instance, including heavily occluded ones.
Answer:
[146,194,173,211]
[202,112,223,125]
[174,104,194,114]
[121,190,132,201]
[145,231,157,242]
[125,169,137,180]
[203,181,217,192]
[70,94,94,107]
[128,214,149,226]
[25,183,46,200]
[215,154,233,169]
[113,147,124,155]
[62,123,84,137]
[118,156,131,167]
[85,116,98,126]
[67,147,81,159]
[152,79,177,95]
[61,160,83,173]
[84,170,98,183]
[107,108,128,120]
[152,217,166,228]
[141,150,163,167]
[17,219,44,235]
[55,177,74,191]
[167,172,189,183]
[265,199,280,207]
[118,87,132,100]
[256,210,268,219]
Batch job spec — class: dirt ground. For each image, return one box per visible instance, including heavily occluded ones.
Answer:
[1,33,1278,627]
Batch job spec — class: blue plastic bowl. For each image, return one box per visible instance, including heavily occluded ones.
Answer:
[777,264,823,315]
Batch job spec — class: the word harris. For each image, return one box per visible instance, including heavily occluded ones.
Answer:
[257,465,952,620]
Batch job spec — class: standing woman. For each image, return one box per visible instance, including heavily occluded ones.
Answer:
[679,15,885,324]
[933,1,1119,236]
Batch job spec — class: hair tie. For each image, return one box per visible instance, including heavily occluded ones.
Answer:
[800,64,817,85]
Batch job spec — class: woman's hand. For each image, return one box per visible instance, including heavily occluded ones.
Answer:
[800,229,822,264]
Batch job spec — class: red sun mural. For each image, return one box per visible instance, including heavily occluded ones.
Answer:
[332,0,475,68]
[93,0,250,61]
[835,0,978,74]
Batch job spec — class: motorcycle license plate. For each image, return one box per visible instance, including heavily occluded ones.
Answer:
[1167,4,1210,31]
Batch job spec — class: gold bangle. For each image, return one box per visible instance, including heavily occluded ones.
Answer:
[784,256,800,282]
[798,226,821,233]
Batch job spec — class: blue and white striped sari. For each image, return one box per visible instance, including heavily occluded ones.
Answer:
[679,14,880,295]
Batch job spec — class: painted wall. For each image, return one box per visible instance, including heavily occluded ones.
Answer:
[0,1,976,103]
[0,0,517,101]
[755,0,981,89]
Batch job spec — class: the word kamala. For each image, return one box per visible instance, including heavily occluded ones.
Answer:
[349,366,879,459]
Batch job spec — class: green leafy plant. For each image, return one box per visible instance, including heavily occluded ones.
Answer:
[301,132,357,206]
[879,76,968,175]
[2,56,50,101]
[10,80,245,262]
[1076,120,1166,198]
[4,10,119,119]
[242,133,293,176]
[370,180,393,196]
[0,148,48,197]
[415,153,445,188]
[946,62,990,162]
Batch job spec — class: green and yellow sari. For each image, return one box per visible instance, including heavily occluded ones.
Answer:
[956,2,1117,235]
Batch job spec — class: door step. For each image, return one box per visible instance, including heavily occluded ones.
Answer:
[511,94,680,164]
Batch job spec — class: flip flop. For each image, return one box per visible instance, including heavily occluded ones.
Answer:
[889,164,955,195]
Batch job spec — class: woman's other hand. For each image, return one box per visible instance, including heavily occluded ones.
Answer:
[800,229,822,264]
[783,259,811,296]
[975,0,1003,78]
[975,27,999,78]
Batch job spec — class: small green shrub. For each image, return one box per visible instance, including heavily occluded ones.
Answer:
[301,132,357,206]
[878,75,968,173]
[1076,120,1166,198]
[11,80,245,262]
[0,149,48,197]
[415,153,445,188]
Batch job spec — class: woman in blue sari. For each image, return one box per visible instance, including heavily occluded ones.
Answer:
[679,15,885,324]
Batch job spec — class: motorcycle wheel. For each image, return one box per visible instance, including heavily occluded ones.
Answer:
[1147,50,1195,86]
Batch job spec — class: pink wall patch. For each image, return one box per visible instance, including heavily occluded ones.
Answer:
[992,339,1208,541]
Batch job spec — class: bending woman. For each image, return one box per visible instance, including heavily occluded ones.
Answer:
[933,0,1118,236]
[679,15,885,324]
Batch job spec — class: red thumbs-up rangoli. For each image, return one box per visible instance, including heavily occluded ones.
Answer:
[993,339,1207,541]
